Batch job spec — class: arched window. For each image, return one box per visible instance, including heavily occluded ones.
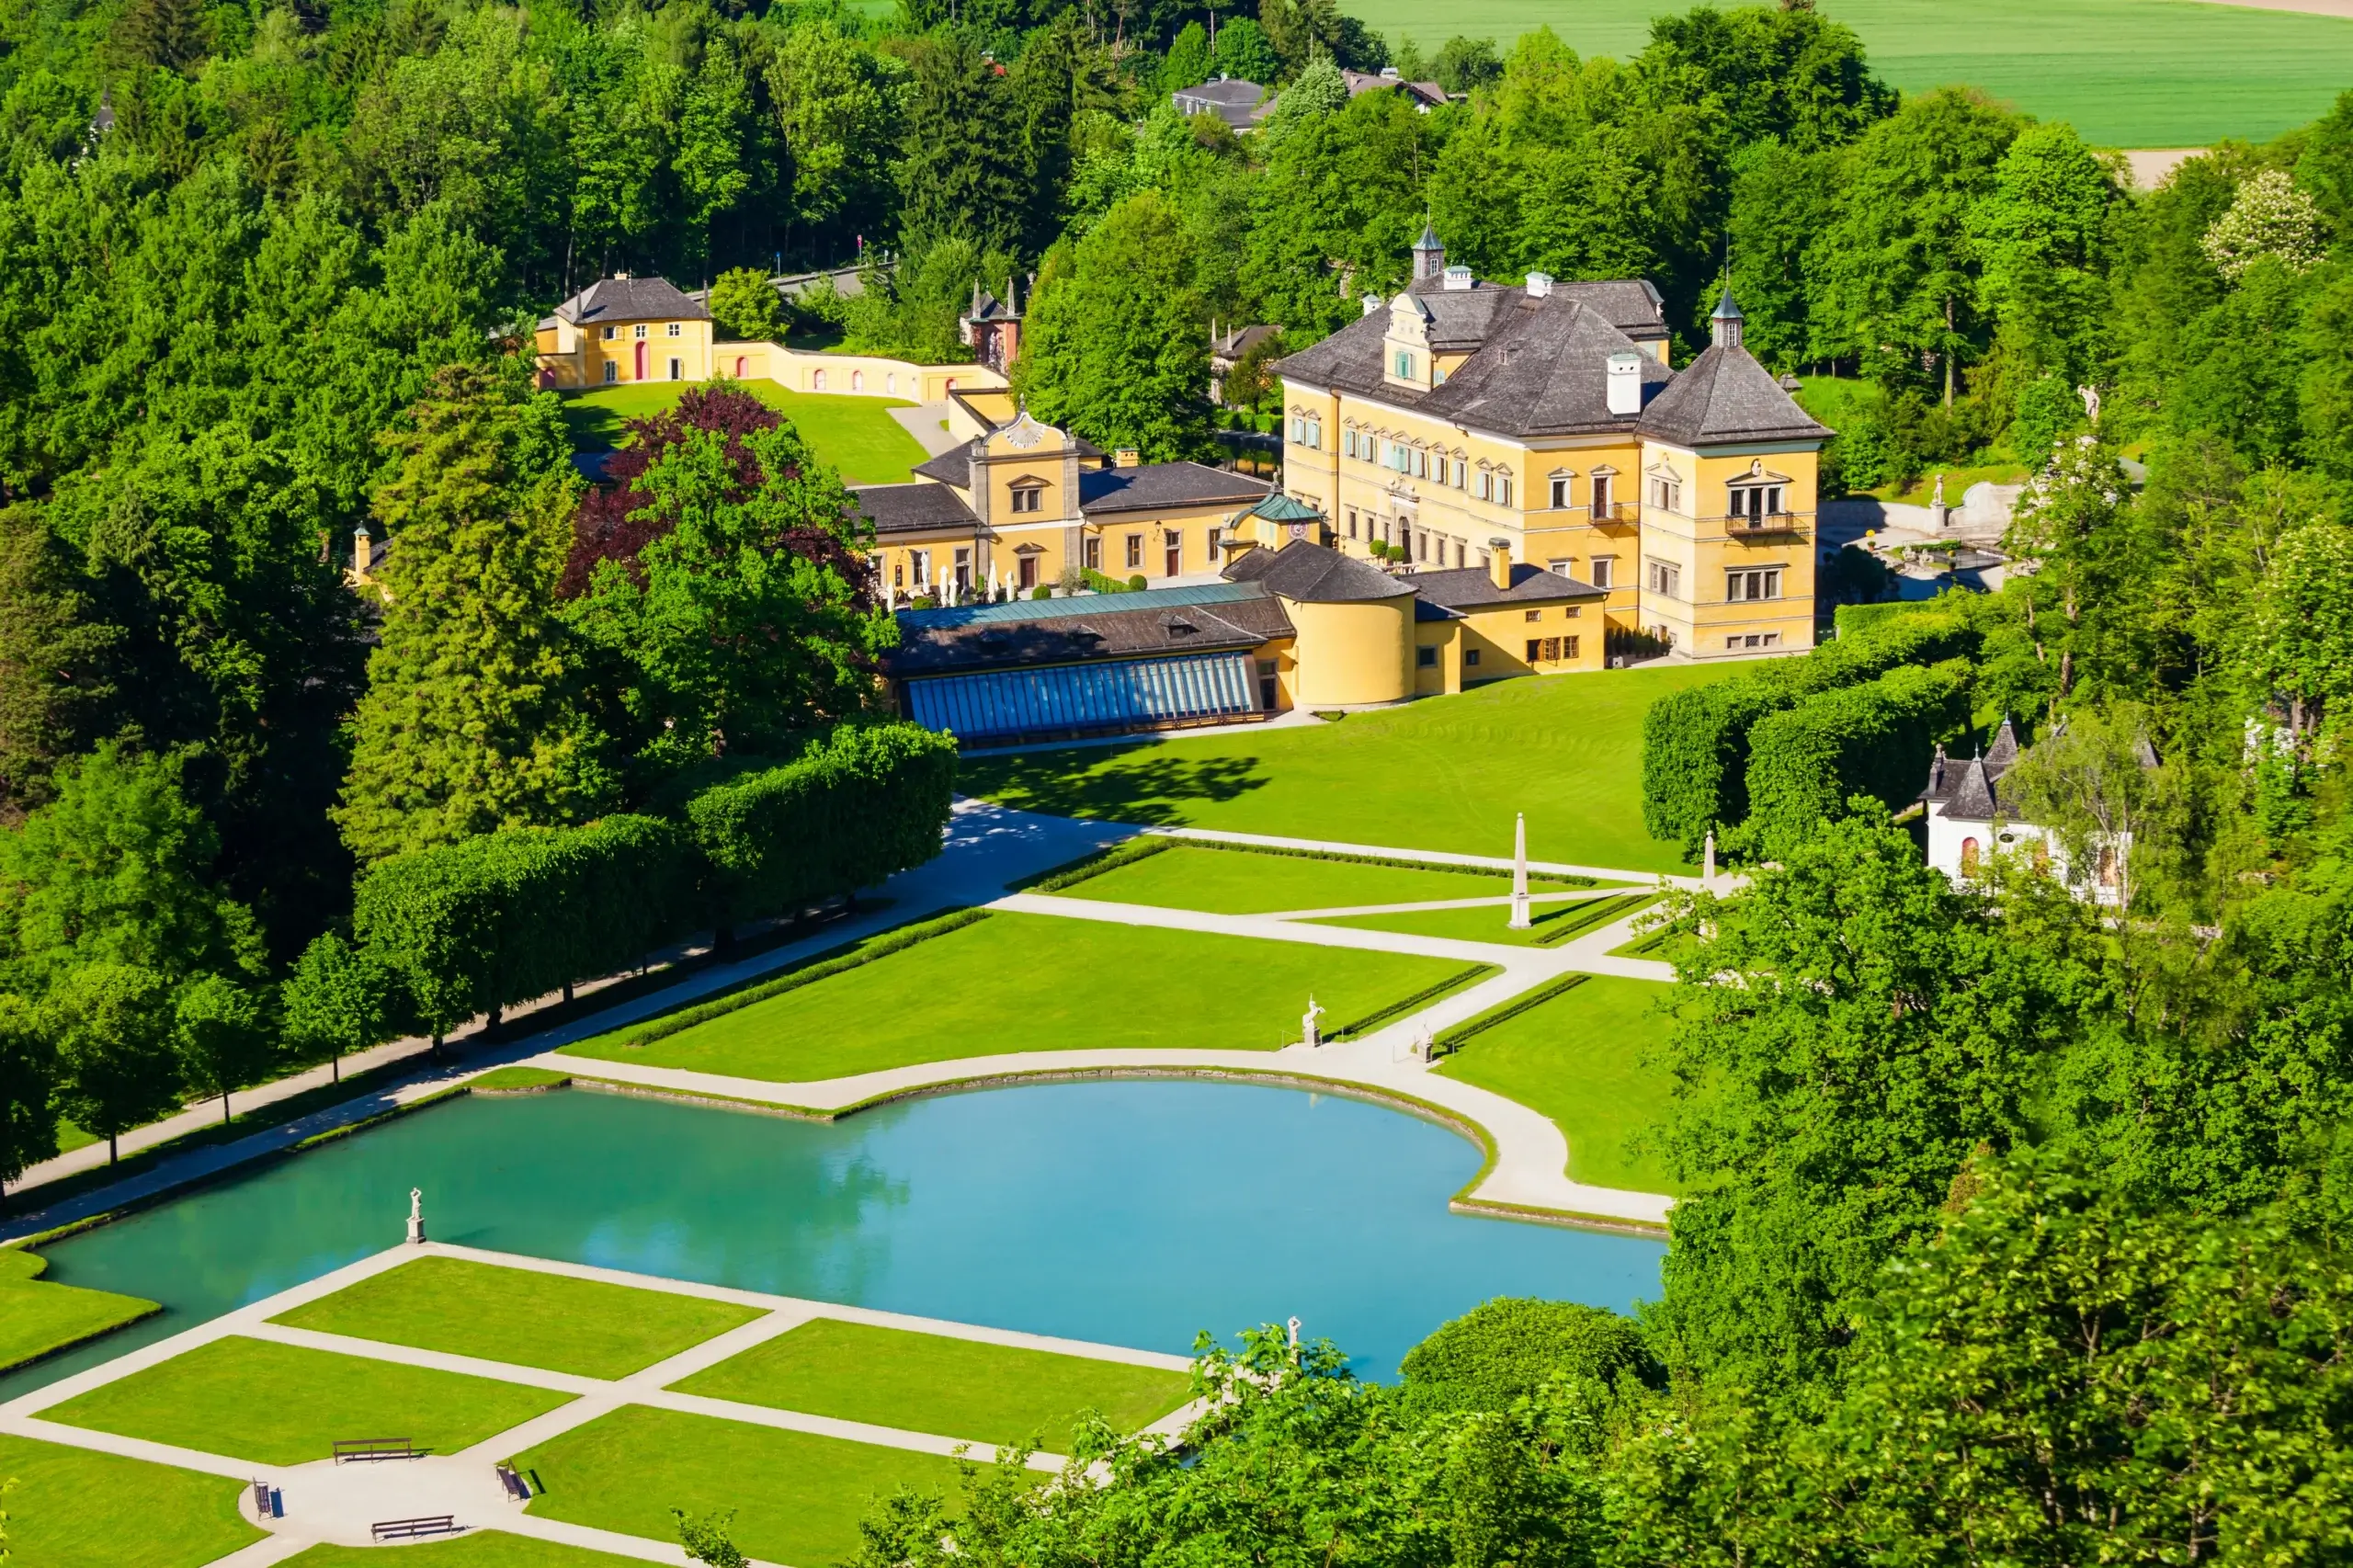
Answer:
[813,369,827,392]
[887,372,897,394]
[852,369,865,392]
[1960,836,1981,875]
[734,356,747,378]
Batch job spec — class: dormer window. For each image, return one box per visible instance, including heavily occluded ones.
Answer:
[1009,481,1046,514]
[1393,350,1415,380]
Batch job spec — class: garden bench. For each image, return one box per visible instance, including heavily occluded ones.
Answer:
[372,1515,457,1540]
[248,1479,281,1517]
[334,1437,421,1462]
[496,1462,531,1500]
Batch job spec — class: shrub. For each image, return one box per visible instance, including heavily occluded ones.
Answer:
[1641,612,1980,854]
[1743,658,1973,855]
[353,814,699,1040]
[1031,585,1051,599]
[1127,573,1148,591]
[685,722,958,928]
[1400,1298,1654,1413]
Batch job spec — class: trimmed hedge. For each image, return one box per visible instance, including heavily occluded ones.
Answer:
[1641,612,1980,853]
[1433,973,1589,1055]
[353,814,699,1039]
[342,721,957,1046]
[1400,1298,1655,1414]
[1743,657,1973,856]
[688,723,959,926]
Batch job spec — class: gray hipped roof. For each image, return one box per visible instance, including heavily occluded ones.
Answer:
[1637,342,1830,447]
[543,276,710,329]
[1404,562,1606,610]
[1223,540,1411,603]
[850,483,980,535]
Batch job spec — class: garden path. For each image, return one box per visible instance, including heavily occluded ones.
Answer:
[0,1242,1194,1565]
[5,804,1717,1244]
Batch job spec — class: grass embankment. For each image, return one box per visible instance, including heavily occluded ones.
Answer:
[0,1432,263,1568]
[1052,842,1591,915]
[1312,892,1658,949]
[517,1404,977,1565]
[560,380,929,484]
[285,1536,649,1566]
[0,1247,159,1372]
[562,911,1479,1077]
[1337,0,2353,147]
[1434,975,1681,1195]
[672,1317,1192,1447]
[961,663,1730,876]
[43,1335,573,1467]
[272,1256,765,1380]
[469,1065,575,1093]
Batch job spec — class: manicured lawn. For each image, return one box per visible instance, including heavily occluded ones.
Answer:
[1313,892,1657,949]
[1435,976,1681,1195]
[285,1533,649,1566]
[270,1256,766,1380]
[42,1335,574,1467]
[515,1403,976,1566]
[671,1318,1192,1448]
[560,379,929,483]
[1056,844,1590,915]
[1339,0,2353,147]
[469,1064,575,1091]
[961,664,1730,875]
[0,1247,159,1373]
[562,912,1477,1077]
[0,1432,263,1568]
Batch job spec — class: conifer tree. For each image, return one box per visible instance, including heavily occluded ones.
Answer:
[333,367,611,862]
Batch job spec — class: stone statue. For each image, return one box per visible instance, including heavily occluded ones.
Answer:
[1931,472,1945,510]
[1302,996,1325,1048]
[1287,1316,1302,1352]
[2077,383,2101,425]
[406,1187,425,1245]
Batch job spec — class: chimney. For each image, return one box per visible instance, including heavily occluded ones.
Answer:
[1606,351,1642,416]
[1525,271,1552,299]
[1711,285,1745,350]
[1488,538,1513,592]
[1115,448,1142,467]
[1442,266,1473,292]
[1361,293,1383,317]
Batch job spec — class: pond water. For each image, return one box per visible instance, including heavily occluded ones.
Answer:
[2,1079,1664,1400]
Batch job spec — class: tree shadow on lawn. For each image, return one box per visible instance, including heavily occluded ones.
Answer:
[970,749,1267,824]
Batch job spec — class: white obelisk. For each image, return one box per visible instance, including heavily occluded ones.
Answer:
[1703,830,1717,888]
[1509,812,1531,928]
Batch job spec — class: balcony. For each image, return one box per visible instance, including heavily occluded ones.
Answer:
[1719,510,1809,537]
[1589,502,1640,525]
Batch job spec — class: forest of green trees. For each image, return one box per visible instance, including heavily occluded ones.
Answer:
[5,0,2353,1552]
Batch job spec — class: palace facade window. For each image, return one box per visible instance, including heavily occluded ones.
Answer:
[1125,534,1143,570]
[1646,559,1682,598]
[1009,484,1043,514]
[1589,556,1614,589]
[1083,535,1102,570]
[666,323,682,337]
[1550,475,1572,509]
[1647,474,1681,511]
[1725,567,1783,602]
[1591,475,1612,517]
[1728,482,1785,520]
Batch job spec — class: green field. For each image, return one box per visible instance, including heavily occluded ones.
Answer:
[1313,892,1658,949]
[0,1247,159,1373]
[1345,0,2353,148]
[1435,976,1682,1194]
[43,1335,574,1467]
[516,1404,975,1566]
[671,1318,1192,1448]
[271,1257,766,1380]
[286,1536,649,1567]
[962,664,1727,875]
[0,1433,263,1568]
[1054,843,1578,914]
[563,911,1479,1076]
[560,379,929,484]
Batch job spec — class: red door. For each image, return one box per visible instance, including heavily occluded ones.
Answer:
[634,342,647,381]
[1165,540,1181,577]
